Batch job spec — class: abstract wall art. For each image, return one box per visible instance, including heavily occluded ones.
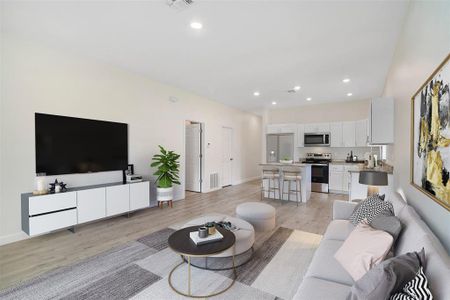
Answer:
[411,53,450,211]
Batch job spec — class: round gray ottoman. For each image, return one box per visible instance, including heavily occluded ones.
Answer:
[236,202,276,231]
[182,213,255,257]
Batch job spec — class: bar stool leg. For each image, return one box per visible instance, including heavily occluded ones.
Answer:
[278,178,282,202]
[260,178,264,201]
[298,179,302,206]
[288,180,291,203]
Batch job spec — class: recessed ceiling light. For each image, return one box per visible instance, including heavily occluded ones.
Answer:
[306,97,312,101]
[294,86,301,91]
[253,91,260,96]
[272,101,277,105]
[342,78,351,83]
[190,22,203,29]
[347,92,353,96]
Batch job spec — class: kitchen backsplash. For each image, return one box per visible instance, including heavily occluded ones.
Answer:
[297,146,381,161]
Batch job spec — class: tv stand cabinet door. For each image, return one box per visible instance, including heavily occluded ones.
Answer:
[130,181,150,211]
[77,188,106,223]
[106,185,130,216]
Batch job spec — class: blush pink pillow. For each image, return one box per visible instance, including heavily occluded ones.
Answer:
[334,223,393,281]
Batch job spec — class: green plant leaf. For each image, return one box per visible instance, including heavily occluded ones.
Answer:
[151,145,181,187]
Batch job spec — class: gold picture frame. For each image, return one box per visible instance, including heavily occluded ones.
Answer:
[410,53,450,211]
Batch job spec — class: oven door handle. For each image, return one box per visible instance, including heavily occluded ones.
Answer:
[310,163,328,166]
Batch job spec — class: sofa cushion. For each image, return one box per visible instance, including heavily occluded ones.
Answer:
[370,211,402,243]
[421,235,450,299]
[349,248,425,300]
[349,194,394,225]
[323,219,355,241]
[390,266,433,300]
[386,192,407,216]
[395,206,434,255]
[305,239,355,286]
[335,223,393,281]
[293,277,351,300]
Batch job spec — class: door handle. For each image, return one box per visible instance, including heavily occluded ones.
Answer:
[230,158,234,161]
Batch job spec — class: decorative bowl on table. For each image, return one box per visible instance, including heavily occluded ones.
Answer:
[279,159,293,164]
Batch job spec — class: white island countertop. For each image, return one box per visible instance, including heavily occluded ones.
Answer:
[259,162,310,167]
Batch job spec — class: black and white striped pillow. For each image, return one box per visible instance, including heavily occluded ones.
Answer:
[390,267,433,300]
[349,194,394,225]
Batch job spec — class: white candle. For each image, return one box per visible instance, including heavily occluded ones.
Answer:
[36,177,45,192]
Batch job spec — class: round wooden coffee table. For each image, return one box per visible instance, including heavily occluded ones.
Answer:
[168,225,237,298]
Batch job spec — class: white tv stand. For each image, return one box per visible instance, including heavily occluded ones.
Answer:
[21,181,150,236]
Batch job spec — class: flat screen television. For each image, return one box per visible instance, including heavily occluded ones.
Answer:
[35,113,128,175]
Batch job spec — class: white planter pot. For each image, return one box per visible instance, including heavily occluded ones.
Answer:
[157,187,173,201]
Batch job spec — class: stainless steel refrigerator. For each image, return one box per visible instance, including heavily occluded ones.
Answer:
[266,134,294,163]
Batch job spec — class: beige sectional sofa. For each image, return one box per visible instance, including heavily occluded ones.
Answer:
[293,193,450,299]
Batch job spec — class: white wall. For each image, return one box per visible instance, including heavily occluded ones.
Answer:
[0,34,262,245]
[268,99,371,124]
[382,0,450,251]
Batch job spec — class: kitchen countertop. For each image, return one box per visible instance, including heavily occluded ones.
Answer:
[330,160,365,165]
[259,163,310,167]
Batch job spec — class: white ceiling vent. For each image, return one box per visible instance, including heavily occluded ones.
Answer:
[167,0,194,11]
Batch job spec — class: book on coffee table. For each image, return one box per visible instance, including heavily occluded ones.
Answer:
[189,230,224,245]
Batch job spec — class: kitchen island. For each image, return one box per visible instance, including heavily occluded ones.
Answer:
[259,163,312,203]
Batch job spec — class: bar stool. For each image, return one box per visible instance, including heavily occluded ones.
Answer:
[261,168,281,201]
[282,168,302,206]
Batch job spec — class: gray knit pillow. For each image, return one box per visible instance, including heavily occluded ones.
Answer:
[349,194,394,226]
[371,211,402,243]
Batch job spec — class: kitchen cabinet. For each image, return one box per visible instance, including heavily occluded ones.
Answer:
[297,124,305,147]
[304,123,330,133]
[330,122,343,147]
[355,119,368,147]
[329,164,345,192]
[342,122,356,147]
[267,124,296,134]
[329,164,361,193]
[369,97,394,144]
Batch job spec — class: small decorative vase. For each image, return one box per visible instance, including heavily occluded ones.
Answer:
[198,227,208,238]
[206,223,216,235]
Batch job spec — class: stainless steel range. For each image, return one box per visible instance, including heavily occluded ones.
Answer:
[302,153,332,193]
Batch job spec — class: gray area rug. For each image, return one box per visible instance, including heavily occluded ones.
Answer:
[0,226,321,300]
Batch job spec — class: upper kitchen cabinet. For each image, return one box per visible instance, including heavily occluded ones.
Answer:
[304,123,330,133]
[342,121,356,147]
[369,97,394,144]
[266,124,296,134]
[297,124,305,147]
[355,119,368,146]
[329,122,343,147]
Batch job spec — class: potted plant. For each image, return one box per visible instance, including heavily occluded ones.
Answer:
[151,145,181,202]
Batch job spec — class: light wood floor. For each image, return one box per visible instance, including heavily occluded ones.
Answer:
[0,180,347,290]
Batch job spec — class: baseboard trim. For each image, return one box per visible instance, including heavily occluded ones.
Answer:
[233,175,261,185]
[0,232,29,246]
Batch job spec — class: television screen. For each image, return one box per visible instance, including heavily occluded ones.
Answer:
[35,113,128,175]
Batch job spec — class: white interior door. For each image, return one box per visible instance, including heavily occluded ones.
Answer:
[185,123,202,192]
[222,127,233,187]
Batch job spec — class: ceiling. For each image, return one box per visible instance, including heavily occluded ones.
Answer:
[2,1,408,113]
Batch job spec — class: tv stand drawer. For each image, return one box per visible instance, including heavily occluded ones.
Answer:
[29,209,77,236]
[29,192,77,216]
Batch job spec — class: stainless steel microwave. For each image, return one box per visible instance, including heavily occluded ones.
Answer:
[304,132,330,147]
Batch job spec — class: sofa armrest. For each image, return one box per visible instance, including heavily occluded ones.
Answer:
[333,200,358,220]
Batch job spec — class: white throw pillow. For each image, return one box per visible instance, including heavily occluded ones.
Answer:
[335,223,394,281]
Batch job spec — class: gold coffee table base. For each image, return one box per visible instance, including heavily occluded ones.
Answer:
[168,254,237,298]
